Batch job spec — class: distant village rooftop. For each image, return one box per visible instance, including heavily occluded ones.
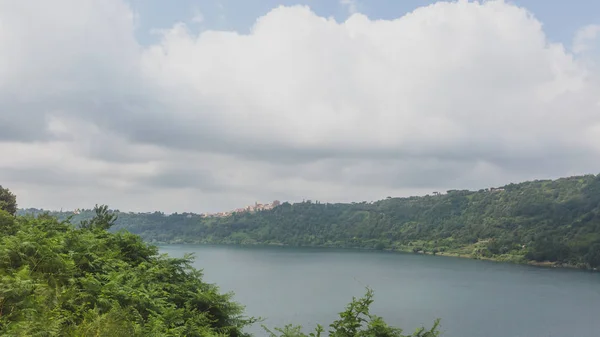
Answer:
[200,200,281,218]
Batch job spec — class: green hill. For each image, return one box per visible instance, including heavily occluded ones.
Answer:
[19,174,600,270]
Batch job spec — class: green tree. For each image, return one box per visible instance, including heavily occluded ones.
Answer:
[584,243,600,269]
[0,203,255,336]
[0,209,17,234]
[0,185,17,215]
[264,288,440,337]
[80,204,118,230]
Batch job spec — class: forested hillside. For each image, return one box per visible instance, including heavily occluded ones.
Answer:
[19,174,600,269]
[1,186,440,336]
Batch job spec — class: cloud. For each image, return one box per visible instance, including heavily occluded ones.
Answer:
[191,6,204,24]
[339,0,358,15]
[0,0,599,213]
[573,24,600,54]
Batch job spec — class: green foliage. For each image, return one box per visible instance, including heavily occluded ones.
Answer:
[584,243,600,268]
[28,174,600,269]
[3,188,441,336]
[0,210,17,235]
[0,185,17,216]
[0,206,255,336]
[79,204,118,230]
[263,289,440,337]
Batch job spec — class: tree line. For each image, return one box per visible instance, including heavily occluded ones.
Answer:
[21,174,600,270]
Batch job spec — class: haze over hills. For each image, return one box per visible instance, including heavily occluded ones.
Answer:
[19,173,600,270]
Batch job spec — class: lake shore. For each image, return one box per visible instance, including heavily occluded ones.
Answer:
[414,249,590,271]
[155,240,595,272]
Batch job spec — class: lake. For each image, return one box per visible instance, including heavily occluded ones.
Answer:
[160,245,600,337]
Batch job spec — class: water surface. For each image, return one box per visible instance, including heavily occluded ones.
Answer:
[160,245,600,337]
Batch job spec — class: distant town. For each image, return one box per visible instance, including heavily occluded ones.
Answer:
[199,200,281,218]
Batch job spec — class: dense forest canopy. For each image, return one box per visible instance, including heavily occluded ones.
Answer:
[20,174,600,270]
[1,186,440,336]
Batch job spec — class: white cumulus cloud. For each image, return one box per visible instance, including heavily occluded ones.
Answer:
[340,0,358,15]
[0,0,599,212]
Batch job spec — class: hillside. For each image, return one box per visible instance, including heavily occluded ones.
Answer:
[19,174,600,269]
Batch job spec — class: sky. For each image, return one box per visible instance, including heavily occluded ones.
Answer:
[1,0,599,213]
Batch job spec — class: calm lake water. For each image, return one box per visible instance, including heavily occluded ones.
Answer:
[160,245,600,337]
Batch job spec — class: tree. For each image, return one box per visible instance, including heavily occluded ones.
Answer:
[0,200,255,336]
[80,204,118,230]
[584,243,600,269]
[0,185,17,215]
[264,288,440,337]
[0,209,16,234]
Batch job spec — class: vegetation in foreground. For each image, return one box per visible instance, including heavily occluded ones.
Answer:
[0,186,440,336]
[24,174,600,270]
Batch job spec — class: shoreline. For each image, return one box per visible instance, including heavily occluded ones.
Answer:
[155,240,596,272]
[414,250,588,271]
